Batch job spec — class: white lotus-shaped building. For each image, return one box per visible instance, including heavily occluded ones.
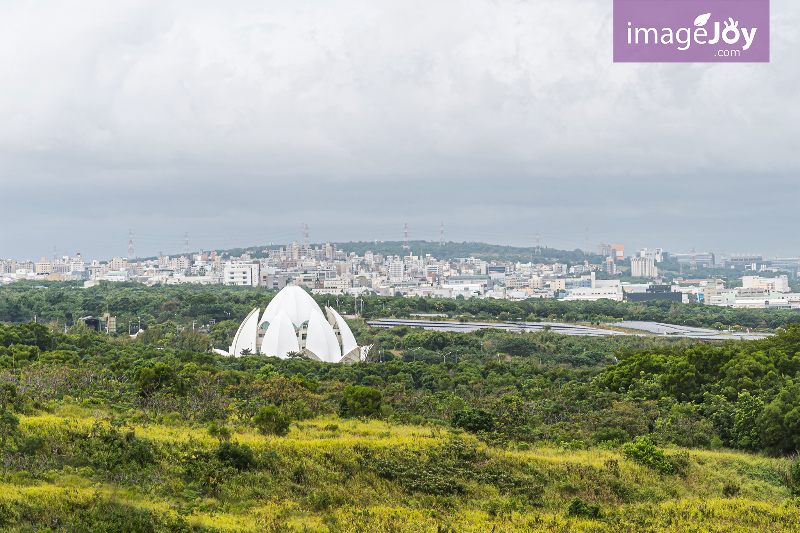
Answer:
[228,285,359,363]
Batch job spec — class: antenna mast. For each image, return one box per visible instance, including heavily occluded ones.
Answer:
[585,227,589,254]
[128,230,134,261]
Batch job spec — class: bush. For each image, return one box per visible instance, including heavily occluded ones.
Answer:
[622,436,674,475]
[253,405,292,436]
[592,427,630,444]
[451,408,495,434]
[338,385,382,418]
[217,441,255,471]
[722,480,741,497]
[566,497,603,519]
[72,424,155,471]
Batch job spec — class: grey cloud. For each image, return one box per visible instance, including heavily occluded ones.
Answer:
[0,0,798,259]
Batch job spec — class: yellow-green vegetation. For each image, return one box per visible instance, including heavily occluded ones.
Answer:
[1,407,798,532]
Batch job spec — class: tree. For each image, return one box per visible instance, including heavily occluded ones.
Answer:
[733,391,763,451]
[338,385,382,418]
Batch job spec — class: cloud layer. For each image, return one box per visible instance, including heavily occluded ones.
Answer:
[1,0,798,260]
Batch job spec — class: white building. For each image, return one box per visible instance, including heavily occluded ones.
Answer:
[227,286,359,362]
[224,262,259,286]
[636,248,664,262]
[560,272,623,301]
[388,261,404,282]
[742,275,789,293]
[631,257,658,278]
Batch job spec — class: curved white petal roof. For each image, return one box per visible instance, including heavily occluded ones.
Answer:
[305,310,342,363]
[234,286,357,362]
[260,309,300,358]
[326,306,358,358]
[261,285,323,328]
[229,308,260,356]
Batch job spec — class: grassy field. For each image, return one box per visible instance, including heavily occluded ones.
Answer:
[0,403,797,532]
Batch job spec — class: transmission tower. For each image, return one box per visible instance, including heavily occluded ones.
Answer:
[535,231,541,256]
[184,232,189,255]
[585,227,589,254]
[128,230,134,261]
[439,222,444,246]
[403,223,410,251]
[690,247,697,271]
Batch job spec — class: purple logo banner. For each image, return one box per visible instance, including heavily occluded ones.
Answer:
[614,0,770,62]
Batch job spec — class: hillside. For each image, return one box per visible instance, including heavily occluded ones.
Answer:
[1,320,799,531]
[194,240,605,265]
[1,408,798,532]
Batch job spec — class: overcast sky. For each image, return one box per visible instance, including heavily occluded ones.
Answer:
[1,0,798,261]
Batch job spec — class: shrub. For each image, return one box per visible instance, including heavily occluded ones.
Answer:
[722,480,741,497]
[593,427,630,444]
[253,405,292,436]
[217,441,255,471]
[566,497,603,519]
[451,408,495,434]
[622,436,674,475]
[72,424,155,471]
[338,385,382,418]
[17,435,45,456]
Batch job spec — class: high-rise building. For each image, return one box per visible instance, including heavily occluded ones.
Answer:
[631,257,658,278]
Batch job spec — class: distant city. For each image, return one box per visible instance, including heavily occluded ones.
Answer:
[2,231,799,310]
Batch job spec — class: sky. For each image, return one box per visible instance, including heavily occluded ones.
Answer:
[0,0,798,262]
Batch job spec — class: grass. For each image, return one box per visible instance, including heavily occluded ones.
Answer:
[1,408,797,532]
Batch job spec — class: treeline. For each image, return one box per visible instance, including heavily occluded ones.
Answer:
[2,283,800,335]
[1,318,799,456]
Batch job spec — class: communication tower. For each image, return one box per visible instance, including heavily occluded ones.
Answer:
[128,230,134,261]
[535,231,541,256]
[585,227,589,254]
[440,222,444,246]
[184,232,189,255]
[690,247,697,270]
[302,223,310,248]
[403,224,410,251]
